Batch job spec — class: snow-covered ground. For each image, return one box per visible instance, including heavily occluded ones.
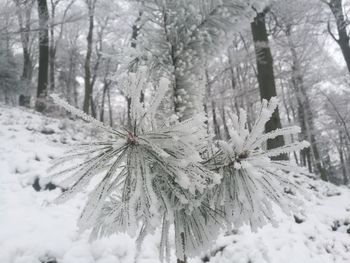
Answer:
[1,104,350,263]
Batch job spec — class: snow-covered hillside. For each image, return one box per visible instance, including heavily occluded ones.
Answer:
[1,104,350,263]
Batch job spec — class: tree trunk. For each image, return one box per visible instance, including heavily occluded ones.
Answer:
[67,47,79,107]
[295,95,311,171]
[73,74,79,107]
[162,8,204,122]
[221,106,231,140]
[36,0,49,112]
[100,80,111,122]
[21,48,33,107]
[22,49,32,83]
[327,0,350,75]
[205,70,221,140]
[15,0,34,106]
[228,47,241,115]
[339,130,348,184]
[280,77,299,165]
[83,0,96,115]
[286,25,328,181]
[49,0,74,92]
[177,232,187,263]
[100,58,112,122]
[251,11,286,157]
[107,86,113,127]
[49,0,56,91]
[49,47,55,92]
[100,87,106,123]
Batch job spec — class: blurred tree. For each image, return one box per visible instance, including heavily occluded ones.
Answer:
[36,0,49,112]
[251,10,286,157]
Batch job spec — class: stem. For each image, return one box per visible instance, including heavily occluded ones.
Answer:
[177,232,187,263]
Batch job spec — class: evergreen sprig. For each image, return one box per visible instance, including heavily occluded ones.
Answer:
[50,69,309,262]
[50,70,220,262]
[207,98,309,230]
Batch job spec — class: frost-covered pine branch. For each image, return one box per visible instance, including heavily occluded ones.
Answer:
[50,61,310,262]
[50,68,221,262]
[50,94,125,138]
[206,98,310,230]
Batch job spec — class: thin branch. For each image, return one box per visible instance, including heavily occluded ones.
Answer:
[54,0,76,51]
[327,19,339,42]
[321,91,350,143]
[3,14,84,36]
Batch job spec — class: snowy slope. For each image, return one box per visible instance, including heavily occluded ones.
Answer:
[1,104,350,263]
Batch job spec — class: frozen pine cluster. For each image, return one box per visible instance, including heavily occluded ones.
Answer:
[50,67,309,262]
[207,99,309,230]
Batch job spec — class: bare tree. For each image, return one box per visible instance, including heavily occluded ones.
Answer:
[36,0,49,112]
[251,10,286,157]
[13,0,35,106]
[49,0,75,92]
[286,25,327,180]
[270,0,329,180]
[83,0,97,115]
[323,0,350,75]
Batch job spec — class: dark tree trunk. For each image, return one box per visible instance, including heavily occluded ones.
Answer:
[21,49,33,107]
[328,0,350,75]
[22,49,32,82]
[221,106,231,140]
[66,57,73,104]
[100,80,111,123]
[339,131,348,184]
[177,232,187,263]
[36,0,49,112]
[100,87,106,122]
[83,0,96,115]
[296,100,311,171]
[73,81,79,107]
[205,70,221,139]
[251,11,286,158]
[49,1,56,92]
[107,86,113,127]
[211,96,221,139]
[100,59,112,123]
[228,47,241,115]
[17,4,32,78]
[49,45,55,92]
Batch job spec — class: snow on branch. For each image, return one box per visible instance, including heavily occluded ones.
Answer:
[50,94,124,137]
[50,72,219,262]
[50,70,309,262]
[208,97,310,230]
